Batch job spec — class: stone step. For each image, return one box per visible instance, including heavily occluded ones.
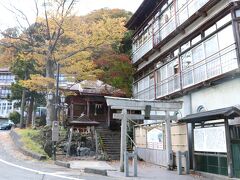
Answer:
[101,136,120,138]
[106,152,120,156]
[104,145,121,148]
[96,126,121,160]
[100,136,120,138]
[103,143,120,146]
[101,140,121,143]
[98,133,120,136]
[108,156,120,160]
[105,148,120,150]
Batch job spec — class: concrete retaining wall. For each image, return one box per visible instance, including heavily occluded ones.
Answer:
[10,129,47,161]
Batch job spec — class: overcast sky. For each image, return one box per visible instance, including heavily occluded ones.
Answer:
[0,0,143,30]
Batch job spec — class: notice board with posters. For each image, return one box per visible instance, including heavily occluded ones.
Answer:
[194,126,227,153]
[147,128,164,150]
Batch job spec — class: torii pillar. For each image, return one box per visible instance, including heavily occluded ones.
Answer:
[105,96,182,172]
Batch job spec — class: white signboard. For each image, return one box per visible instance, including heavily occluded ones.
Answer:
[147,128,163,150]
[194,126,227,153]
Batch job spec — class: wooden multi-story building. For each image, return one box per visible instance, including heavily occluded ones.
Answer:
[127,0,240,178]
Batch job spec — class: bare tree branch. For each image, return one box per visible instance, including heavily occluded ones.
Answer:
[59,46,95,61]
[34,0,39,20]
[43,0,52,41]
[1,32,31,45]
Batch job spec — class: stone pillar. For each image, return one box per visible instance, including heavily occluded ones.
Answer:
[165,110,173,169]
[120,109,127,172]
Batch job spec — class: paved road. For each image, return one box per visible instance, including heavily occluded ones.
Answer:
[0,130,114,180]
[0,130,207,180]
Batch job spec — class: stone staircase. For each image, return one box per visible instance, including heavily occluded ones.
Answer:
[96,126,121,160]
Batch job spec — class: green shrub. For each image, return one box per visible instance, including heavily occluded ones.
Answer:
[16,128,49,157]
[9,111,21,124]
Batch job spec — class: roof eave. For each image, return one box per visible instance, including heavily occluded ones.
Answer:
[126,0,161,30]
[179,106,240,123]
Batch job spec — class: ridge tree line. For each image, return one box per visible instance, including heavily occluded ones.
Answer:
[0,0,134,128]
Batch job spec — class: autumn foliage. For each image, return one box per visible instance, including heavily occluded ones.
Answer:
[0,7,134,99]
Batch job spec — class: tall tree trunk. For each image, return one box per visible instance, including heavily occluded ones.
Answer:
[20,89,26,128]
[20,71,28,129]
[32,102,36,128]
[46,58,56,126]
[27,96,34,127]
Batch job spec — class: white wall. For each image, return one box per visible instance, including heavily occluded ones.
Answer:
[191,78,240,113]
[174,78,240,116]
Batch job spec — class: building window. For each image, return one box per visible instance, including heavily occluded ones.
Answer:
[216,14,231,28]
[181,23,237,88]
[134,75,154,100]
[218,25,235,50]
[134,0,211,63]
[192,44,205,83]
[177,0,187,10]
[156,58,180,98]
[181,41,191,52]
[191,35,201,45]
[197,105,207,112]
[204,24,217,36]
[235,9,240,18]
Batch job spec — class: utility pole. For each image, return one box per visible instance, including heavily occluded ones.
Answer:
[55,63,60,121]
[52,63,60,161]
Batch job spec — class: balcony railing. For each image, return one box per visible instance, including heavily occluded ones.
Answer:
[134,84,155,100]
[133,43,238,100]
[132,0,211,64]
[132,36,153,64]
[182,43,238,88]
[154,0,209,47]
[156,74,181,98]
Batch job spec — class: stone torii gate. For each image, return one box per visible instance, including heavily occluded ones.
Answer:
[105,96,183,172]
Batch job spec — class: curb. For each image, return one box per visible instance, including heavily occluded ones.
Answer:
[55,161,70,168]
[193,171,239,180]
[10,129,47,161]
[84,168,108,176]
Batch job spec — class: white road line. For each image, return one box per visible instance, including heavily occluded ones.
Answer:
[0,158,85,180]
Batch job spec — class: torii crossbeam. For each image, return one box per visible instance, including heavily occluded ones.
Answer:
[105,96,183,172]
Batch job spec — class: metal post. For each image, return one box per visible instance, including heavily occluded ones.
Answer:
[177,151,182,175]
[192,123,196,171]
[165,111,173,169]
[133,149,138,177]
[225,118,233,178]
[124,151,129,177]
[120,109,127,172]
[185,151,190,174]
